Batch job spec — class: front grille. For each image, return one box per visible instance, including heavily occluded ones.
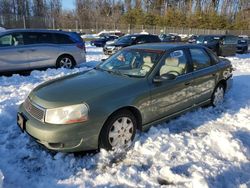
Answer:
[23,97,45,122]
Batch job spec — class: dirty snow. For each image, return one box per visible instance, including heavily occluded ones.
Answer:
[0,47,250,188]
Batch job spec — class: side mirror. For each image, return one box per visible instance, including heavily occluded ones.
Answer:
[153,73,177,83]
[101,58,107,62]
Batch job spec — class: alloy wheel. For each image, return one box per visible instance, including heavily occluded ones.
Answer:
[59,57,73,68]
[108,117,134,149]
[213,86,224,106]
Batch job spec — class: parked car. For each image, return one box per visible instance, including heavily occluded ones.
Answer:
[17,43,233,152]
[188,35,198,43]
[196,35,237,56]
[159,34,181,42]
[0,29,86,73]
[237,38,249,54]
[237,37,250,53]
[90,35,119,47]
[103,34,161,55]
[98,30,124,37]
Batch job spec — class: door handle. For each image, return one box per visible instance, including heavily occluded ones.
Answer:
[30,49,36,52]
[212,73,216,76]
[185,82,191,86]
[18,50,25,53]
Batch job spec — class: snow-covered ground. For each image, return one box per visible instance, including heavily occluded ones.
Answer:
[0,46,250,188]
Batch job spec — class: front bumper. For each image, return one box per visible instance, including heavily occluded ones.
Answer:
[103,47,117,55]
[18,103,100,152]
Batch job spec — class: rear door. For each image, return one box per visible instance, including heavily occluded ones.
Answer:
[0,32,29,72]
[219,35,237,56]
[23,32,59,68]
[188,47,218,105]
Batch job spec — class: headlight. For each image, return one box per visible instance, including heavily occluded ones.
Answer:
[45,104,89,124]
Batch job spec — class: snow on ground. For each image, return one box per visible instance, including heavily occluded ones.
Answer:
[0,47,250,188]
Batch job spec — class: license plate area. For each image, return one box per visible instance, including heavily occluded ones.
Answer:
[17,113,26,132]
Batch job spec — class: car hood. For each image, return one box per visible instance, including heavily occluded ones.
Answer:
[29,69,137,108]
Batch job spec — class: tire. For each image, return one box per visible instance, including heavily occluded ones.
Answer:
[211,84,225,107]
[103,51,109,55]
[56,55,75,69]
[99,110,137,151]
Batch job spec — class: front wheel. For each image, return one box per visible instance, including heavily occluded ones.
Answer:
[211,84,225,106]
[99,110,137,151]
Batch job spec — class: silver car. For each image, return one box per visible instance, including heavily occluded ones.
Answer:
[0,29,86,73]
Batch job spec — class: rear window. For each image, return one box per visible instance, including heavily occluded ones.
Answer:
[54,33,74,44]
[69,32,84,43]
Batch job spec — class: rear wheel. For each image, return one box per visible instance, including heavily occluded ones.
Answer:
[99,110,137,151]
[56,55,75,69]
[211,84,225,106]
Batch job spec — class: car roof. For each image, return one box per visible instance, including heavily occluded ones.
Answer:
[124,34,158,37]
[0,29,73,35]
[126,43,205,51]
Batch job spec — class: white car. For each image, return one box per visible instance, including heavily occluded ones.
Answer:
[0,29,86,73]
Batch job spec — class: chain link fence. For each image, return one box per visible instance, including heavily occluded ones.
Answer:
[1,14,250,36]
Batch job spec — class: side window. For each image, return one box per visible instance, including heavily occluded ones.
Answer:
[55,33,74,44]
[24,32,39,44]
[224,35,237,44]
[207,49,219,64]
[190,48,211,71]
[0,33,24,47]
[0,34,13,46]
[37,33,53,43]
[135,36,143,43]
[159,50,188,76]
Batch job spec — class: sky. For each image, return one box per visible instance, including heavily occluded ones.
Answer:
[62,0,75,10]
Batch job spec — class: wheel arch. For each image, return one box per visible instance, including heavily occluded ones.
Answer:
[104,106,143,131]
[216,79,227,91]
[56,53,76,67]
[97,105,142,150]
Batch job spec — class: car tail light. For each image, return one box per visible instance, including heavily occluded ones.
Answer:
[76,43,86,52]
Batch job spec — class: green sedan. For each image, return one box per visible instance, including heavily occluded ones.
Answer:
[17,44,233,152]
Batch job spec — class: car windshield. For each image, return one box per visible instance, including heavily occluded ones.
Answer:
[116,35,135,44]
[160,34,173,40]
[98,49,163,77]
[196,36,206,43]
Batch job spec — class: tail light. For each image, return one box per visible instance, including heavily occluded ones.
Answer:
[76,43,86,53]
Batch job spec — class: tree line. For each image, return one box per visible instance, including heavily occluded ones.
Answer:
[0,0,249,30]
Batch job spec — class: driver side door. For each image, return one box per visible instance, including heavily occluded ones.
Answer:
[148,49,195,122]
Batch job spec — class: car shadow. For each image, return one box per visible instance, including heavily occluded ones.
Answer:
[205,130,250,187]
[206,162,250,187]
[233,130,250,159]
